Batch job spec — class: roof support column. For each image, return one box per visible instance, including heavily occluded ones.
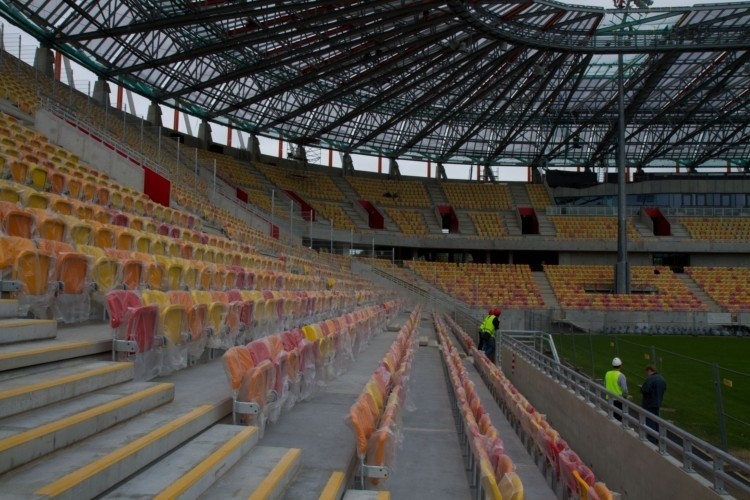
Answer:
[92,77,110,107]
[33,44,53,78]
[198,119,212,149]
[615,50,630,294]
[147,100,162,127]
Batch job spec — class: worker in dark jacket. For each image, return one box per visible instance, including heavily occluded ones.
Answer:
[641,364,667,443]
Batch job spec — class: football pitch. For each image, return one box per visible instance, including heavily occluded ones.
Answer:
[551,334,750,454]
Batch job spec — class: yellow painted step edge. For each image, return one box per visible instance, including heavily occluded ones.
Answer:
[248,448,302,500]
[319,470,346,500]
[0,340,101,361]
[378,492,391,500]
[0,382,173,454]
[0,363,131,400]
[0,319,55,328]
[154,426,259,500]
[36,401,211,497]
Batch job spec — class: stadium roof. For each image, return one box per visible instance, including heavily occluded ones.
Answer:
[2,0,750,169]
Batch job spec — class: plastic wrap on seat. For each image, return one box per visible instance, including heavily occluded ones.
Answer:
[297,340,317,401]
[346,392,378,460]
[13,246,55,318]
[247,338,272,364]
[237,359,276,436]
[222,346,255,395]
[105,290,162,380]
[498,471,524,500]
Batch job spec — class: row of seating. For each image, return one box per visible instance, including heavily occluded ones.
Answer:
[680,216,750,241]
[404,261,545,310]
[222,301,401,436]
[433,313,523,499]
[347,306,420,489]
[685,266,750,312]
[468,211,508,238]
[385,208,429,236]
[526,184,553,209]
[441,182,513,210]
[442,315,615,500]
[550,216,642,240]
[347,177,431,208]
[256,163,346,202]
[545,265,707,312]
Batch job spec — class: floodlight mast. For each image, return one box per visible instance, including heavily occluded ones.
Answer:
[614,0,639,295]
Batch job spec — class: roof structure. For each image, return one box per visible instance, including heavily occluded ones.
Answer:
[2,0,750,169]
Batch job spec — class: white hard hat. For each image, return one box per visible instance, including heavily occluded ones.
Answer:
[612,357,622,367]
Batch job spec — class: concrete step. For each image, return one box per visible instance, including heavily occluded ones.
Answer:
[102,424,259,499]
[0,397,230,499]
[0,359,133,419]
[320,471,348,500]
[0,318,57,344]
[0,381,174,475]
[0,336,111,372]
[0,300,18,319]
[343,490,391,499]
[206,445,302,499]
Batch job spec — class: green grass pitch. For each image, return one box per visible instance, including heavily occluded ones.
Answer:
[551,334,750,453]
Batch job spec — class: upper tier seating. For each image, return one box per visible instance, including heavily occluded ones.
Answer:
[679,217,750,240]
[469,212,508,238]
[526,184,553,209]
[685,266,750,312]
[404,261,544,309]
[308,201,356,231]
[256,163,346,202]
[441,182,513,210]
[550,216,641,240]
[544,265,707,311]
[347,177,431,207]
[385,208,429,236]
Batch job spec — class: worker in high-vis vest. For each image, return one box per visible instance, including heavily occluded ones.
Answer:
[478,309,500,361]
[605,357,629,421]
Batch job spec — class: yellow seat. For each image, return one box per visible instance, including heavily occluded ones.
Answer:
[140,289,188,347]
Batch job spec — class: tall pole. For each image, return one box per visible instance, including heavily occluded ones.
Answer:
[212,159,217,200]
[615,31,630,294]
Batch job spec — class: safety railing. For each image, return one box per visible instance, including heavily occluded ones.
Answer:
[501,335,750,497]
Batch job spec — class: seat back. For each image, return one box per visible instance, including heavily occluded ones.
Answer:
[13,249,54,295]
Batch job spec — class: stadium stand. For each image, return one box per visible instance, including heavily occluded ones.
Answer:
[680,216,750,240]
[385,208,430,236]
[434,313,524,499]
[526,184,554,209]
[685,266,750,312]
[544,265,707,311]
[441,314,616,500]
[468,211,508,238]
[347,177,431,207]
[550,215,642,240]
[441,182,513,210]
[346,306,418,490]
[405,261,544,309]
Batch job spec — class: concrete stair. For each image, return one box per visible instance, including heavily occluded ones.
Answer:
[508,183,532,206]
[0,318,57,344]
[502,210,522,236]
[206,445,301,499]
[536,212,556,237]
[678,274,724,312]
[0,359,133,418]
[0,300,18,318]
[0,381,175,474]
[532,272,560,310]
[0,391,230,499]
[455,210,477,236]
[425,181,448,206]
[102,424,259,499]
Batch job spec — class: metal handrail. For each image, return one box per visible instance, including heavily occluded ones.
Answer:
[502,335,750,496]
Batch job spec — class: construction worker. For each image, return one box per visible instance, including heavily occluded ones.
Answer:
[478,309,501,361]
[605,357,628,421]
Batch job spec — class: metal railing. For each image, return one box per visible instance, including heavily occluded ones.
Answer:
[501,335,750,497]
